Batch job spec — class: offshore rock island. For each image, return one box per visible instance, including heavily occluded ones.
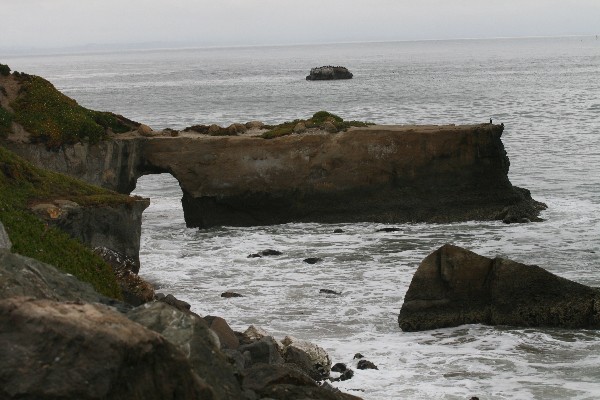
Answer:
[306,66,353,80]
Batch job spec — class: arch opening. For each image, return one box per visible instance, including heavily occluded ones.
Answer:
[131,173,186,231]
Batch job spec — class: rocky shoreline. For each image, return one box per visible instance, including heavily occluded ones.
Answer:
[0,230,363,400]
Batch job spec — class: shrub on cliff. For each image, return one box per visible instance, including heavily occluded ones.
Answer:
[261,111,372,139]
[0,146,127,298]
[0,64,10,77]
[9,73,133,149]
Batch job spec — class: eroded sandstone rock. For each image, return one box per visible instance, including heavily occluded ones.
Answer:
[398,244,600,331]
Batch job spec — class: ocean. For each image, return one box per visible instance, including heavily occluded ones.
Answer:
[3,36,600,399]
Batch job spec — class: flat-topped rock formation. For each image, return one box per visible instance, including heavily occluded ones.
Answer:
[306,66,353,80]
[3,123,546,228]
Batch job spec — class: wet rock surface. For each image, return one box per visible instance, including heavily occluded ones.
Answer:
[399,244,600,331]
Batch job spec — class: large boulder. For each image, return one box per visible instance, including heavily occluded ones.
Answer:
[127,301,244,400]
[282,335,332,380]
[399,244,600,331]
[0,297,212,400]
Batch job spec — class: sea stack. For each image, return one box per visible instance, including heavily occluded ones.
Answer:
[306,66,353,80]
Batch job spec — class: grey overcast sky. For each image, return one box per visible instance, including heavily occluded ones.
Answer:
[2,0,600,50]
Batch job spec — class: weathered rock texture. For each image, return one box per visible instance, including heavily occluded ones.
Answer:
[29,197,149,272]
[306,66,353,80]
[398,244,600,331]
[0,297,212,400]
[0,251,119,306]
[0,221,11,250]
[127,301,244,400]
[4,124,545,228]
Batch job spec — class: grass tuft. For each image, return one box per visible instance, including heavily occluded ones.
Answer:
[261,111,372,139]
[8,72,134,149]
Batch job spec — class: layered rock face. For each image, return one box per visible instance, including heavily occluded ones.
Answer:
[5,124,546,228]
[30,198,149,272]
[398,244,600,331]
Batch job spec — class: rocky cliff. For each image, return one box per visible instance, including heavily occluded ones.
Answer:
[4,124,546,228]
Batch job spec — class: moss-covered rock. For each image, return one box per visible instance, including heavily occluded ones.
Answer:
[0,145,133,298]
[261,111,372,139]
[5,70,135,148]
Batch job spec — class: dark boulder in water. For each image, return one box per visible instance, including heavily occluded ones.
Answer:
[221,291,244,298]
[304,257,323,264]
[376,227,401,232]
[398,244,600,331]
[261,249,283,256]
[356,359,378,370]
[306,66,353,81]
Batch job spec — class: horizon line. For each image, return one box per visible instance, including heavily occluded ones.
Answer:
[1,34,597,58]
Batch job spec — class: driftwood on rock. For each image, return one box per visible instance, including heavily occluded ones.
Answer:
[398,244,600,331]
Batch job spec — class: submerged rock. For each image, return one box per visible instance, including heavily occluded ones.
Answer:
[399,244,600,331]
[221,291,244,298]
[320,288,341,295]
[304,257,323,264]
[306,66,353,81]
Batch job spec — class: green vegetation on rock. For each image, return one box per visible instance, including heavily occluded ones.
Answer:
[0,146,126,298]
[0,107,13,138]
[0,64,10,77]
[261,111,372,139]
[8,72,133,148]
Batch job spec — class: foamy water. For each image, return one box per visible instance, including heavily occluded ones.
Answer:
[4,36,600,399]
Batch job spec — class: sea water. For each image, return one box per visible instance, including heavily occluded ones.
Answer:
[3,36,600,399]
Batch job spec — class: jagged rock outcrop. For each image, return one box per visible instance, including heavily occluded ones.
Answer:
[127,301,244,400]
[0,297,212,400]
[4,124,546,229]
[398,244,600,331]
[306,66,353,80]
